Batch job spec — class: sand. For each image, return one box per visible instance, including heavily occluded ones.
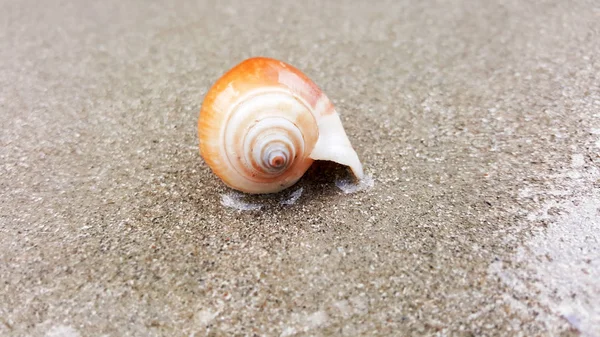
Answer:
[1,0,599,336]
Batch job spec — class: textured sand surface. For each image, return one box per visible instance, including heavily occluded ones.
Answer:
[1,0,599,336]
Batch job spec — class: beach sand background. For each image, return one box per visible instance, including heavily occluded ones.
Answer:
[1,0,599,336]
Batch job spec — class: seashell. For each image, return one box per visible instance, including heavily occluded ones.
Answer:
[198,57,364,194]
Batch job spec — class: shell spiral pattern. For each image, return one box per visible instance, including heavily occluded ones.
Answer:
[221,88,318,190]
[199,57,363,194]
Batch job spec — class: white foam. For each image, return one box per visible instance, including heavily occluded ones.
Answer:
[520,193,600,335]
[491,152,600,336]
[303,310,329,329]
[571,153,585,167]
[332,300,352,317]
[335,173,374,194]
[195,309,218,327]
[220,193,263,211]
[280,187,303,206]
[280,326,297,337]
[45,326,80,337]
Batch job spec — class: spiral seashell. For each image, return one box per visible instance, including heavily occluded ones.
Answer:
[198,57,363,194]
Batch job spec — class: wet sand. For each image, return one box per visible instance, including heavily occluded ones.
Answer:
[1,0,599,336]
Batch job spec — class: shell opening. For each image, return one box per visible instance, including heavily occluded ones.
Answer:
[309,112,364,180]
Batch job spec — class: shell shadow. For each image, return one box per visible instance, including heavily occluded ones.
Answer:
[220,160,356,211]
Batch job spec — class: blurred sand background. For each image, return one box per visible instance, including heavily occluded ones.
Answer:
[1,0,599,336]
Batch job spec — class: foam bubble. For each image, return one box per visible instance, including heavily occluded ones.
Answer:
[220,193,263,211]
[280,187,303,206]
[335,173,374,194]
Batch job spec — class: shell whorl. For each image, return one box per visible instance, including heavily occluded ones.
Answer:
[221,88,318,188]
